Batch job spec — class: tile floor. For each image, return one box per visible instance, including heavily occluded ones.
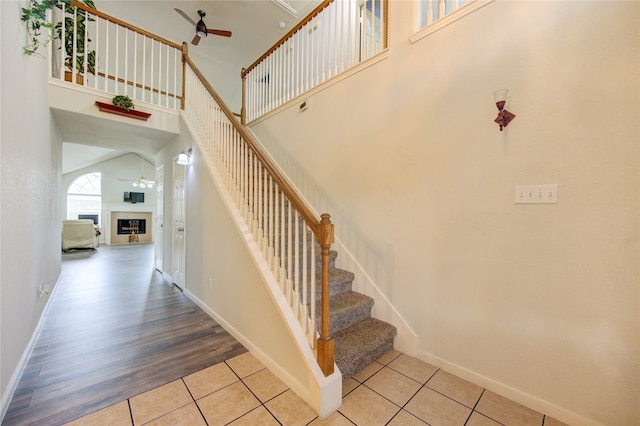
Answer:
[64,350,569,426]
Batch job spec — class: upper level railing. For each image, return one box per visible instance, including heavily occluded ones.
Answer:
[48,0,335,377]
[241,0,388,124]
[50,1,184,110]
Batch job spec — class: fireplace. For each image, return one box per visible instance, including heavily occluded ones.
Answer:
[110,211,152,244]
[117,219,147,235]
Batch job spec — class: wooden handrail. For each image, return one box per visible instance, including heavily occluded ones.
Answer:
[70,1,182,50]
[241,0,333,79]
[185,55,322,236]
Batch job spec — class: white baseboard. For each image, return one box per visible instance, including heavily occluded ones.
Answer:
[0,274,62,423]
[184,289,311,403]
[417,349,603,426]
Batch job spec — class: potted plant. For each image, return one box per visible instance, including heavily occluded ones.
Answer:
[112,95,134,112]
[55,0,97,84]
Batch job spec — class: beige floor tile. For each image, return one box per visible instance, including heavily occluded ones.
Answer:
[404,386,471,426]
[475,390,544,426]
[544,416,571,426]
[228,406,280,425]
[183,362,239,399]
[197,381,260,425]
[309,410,355,425]
[265,389,318,425]
[426,370,483,408]
[377,349,402,365]
[466,411,503,426]
[338,384,400,426]
[226,351,265,378]
[352,361,384,383]
[387,409,428,425]
[242,368,289,402]
[365,366,422,407]
[342,378,359,397]
[129,380,193,425]
[144,402,207,426]
[64,400,132,426]
[387,354,438,383]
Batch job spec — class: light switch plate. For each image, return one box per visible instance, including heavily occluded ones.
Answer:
[515,184,558,204]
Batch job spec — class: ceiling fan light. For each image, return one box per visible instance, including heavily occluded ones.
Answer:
[139,182,146,189]
[132,182,138,187]
[196,30,207,38]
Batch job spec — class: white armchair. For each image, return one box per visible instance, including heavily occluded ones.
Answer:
[62,220,98,251]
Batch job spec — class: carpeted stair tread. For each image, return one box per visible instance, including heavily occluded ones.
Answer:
[316,291,374,334]
[308,268,354,302]
[334,317,397,380]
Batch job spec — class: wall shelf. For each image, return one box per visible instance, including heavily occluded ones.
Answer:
[95,101,151,121]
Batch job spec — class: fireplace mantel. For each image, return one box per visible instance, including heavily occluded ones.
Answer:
[103,203,153,245]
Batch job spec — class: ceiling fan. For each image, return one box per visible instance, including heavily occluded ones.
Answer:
[174,9,232,46]
[119,155,155,189]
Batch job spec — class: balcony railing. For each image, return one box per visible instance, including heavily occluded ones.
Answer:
[50,1,184,110]
[241,0,388,123]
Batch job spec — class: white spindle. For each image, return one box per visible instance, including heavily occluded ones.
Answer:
[142,36,147,103]
[310,239,316,346]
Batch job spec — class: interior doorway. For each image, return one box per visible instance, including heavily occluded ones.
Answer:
[172,162,186,289]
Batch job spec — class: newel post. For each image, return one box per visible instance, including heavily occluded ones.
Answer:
[317,213,335,376]
[181,42,188,110]
[241,68,247,125]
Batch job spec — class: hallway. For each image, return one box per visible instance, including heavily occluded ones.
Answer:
[3,244,247,425]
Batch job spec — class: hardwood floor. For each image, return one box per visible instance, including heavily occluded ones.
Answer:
[4,244,247,426]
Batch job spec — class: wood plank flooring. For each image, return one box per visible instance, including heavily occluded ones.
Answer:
[4,244,247,426]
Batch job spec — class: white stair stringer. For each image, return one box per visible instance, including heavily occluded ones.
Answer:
[180,108,342,418]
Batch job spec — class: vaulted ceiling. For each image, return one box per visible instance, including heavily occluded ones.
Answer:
[62,0,321,174]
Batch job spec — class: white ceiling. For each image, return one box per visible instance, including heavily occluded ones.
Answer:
[62,0,321,174]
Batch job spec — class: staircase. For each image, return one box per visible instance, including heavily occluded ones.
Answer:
[309,244,397,379]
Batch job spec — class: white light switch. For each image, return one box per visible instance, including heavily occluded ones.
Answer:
[515,184,558,204]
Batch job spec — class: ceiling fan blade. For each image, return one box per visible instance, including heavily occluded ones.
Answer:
[191,34,201,46]
[174,8,196,26]
[207,29,232,38]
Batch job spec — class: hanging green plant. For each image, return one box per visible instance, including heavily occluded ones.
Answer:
[21,0,97,76]
[21,0,59,56]
[112,95,135,112]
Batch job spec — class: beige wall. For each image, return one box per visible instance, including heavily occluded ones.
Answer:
[0,0,63,411]
[249,1,639,425]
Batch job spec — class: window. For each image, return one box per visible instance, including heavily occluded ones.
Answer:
[418,0,468,29]
[412,0,494,43]
[67,173,102,226]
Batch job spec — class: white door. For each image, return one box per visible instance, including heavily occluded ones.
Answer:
[154,165,164,272]
[172,163,186,289]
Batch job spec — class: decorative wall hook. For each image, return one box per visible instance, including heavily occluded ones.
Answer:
[493,89,516,131]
